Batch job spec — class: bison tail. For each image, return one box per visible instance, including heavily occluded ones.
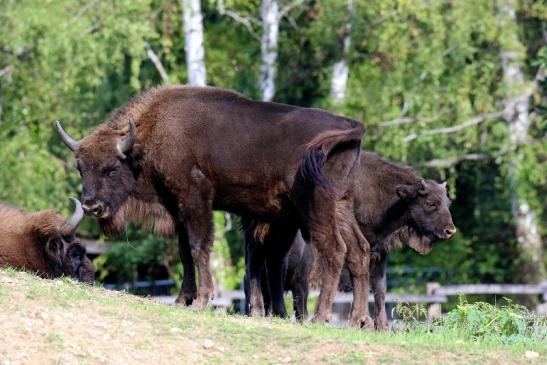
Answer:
[300,123,365,188]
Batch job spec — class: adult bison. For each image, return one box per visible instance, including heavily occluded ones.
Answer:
[55,85,368,324]
[0,198,95,283]
[245,151,456,329]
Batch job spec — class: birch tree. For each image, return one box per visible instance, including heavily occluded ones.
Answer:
[219,0,304,101]
[181,0,207,86]
[498,0,544,284]
[259,0,279,101]
[330,0,353,104]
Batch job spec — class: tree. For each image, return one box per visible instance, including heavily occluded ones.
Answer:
[330,0,353,104]
[181,0,207,86]
[498,0,544,285]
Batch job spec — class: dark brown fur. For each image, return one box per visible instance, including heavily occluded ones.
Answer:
[58,85,366,322]
[0,204,95,283]
[246,151,456,329]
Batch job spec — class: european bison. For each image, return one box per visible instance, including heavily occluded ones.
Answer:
[0,198,95,283]
[55,85,368,324]
[245,151,456,328]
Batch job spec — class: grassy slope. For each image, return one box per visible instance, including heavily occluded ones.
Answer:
[0,269,544,365]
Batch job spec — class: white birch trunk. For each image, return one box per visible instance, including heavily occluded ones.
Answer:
[330,0,354,103]
[499,0,544,284]
[182,0,207,86]
[259,0,279,101]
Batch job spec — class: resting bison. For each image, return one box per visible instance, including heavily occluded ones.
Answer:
[0,198,95,283]
[55,85,368,324]
[246,151,456,328]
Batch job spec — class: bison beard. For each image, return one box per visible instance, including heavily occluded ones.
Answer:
[55,85,367,324]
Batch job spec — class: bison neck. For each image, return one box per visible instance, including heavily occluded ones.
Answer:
[354,152,420,251]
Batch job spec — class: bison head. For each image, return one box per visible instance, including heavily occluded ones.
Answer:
[395,180,456,254]
[43,198,96,283]
[55,119,137,225]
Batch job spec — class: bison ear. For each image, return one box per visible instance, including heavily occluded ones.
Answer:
[44,237,64,277]
[395,185,412,199]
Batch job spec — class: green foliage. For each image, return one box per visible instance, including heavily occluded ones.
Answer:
[1,0,545,288]
[392,296,547,345]
[443,296,547,344]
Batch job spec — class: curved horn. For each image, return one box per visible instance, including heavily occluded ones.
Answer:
[61,197,85,236]
[54,121,79,151]
[117,117,137,158]
[418,179,429,195]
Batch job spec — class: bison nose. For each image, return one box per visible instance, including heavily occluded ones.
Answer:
[82,202,105,216]
[445,226,457,238]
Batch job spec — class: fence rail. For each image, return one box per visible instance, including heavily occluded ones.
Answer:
[107,280,547,322]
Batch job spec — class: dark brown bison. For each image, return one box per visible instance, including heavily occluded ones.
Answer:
[0,198,95,283]
[245,151,456,328]
[55,85,368,324]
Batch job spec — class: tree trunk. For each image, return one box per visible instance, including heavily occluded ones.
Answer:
[330,0,353,104]
[259,0,279,101]
[499,0,544,287]
[181,0,207,86]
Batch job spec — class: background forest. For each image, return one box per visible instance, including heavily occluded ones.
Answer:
[0,0,545,297]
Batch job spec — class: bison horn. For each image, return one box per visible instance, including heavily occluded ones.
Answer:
[418,179,429,195]
[55,121,79,151]
[117,117,137,158]
[61,198,85,236]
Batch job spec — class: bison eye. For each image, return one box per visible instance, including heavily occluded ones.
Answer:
[426,201,437,208]
[104,167,119,177]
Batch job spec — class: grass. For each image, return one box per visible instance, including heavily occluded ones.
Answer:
[0,268,545,364]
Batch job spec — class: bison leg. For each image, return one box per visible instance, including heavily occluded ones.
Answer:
[264,217,298,318]
[246,233,267,316]
[371,255,389,331]
[174,226,197,306]
[292,277,309,322]
[337,198,373,330]
[178,175,216,309]
[292,244,313,322]
[307,200,347,324]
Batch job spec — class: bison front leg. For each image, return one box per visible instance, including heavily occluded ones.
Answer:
[179,175,216,309]
[340,203,373,330]
[371,256,389,331]
[185,209,215,309]
[174,228,198,306]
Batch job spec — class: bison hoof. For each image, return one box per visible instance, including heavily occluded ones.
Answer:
[374,319,389,331]
[191,295,211,310]
[250,307,265,317]
[311,314,330,325]
[348,315,374,330]
[174,293,196,307]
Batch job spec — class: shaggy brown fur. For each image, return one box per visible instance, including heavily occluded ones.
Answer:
[246,151,456,329]
[56,85,366,322]
[0,204,95,283]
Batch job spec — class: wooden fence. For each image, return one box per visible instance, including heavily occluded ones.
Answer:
[151,281,547,322]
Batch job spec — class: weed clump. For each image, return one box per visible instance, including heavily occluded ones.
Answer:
[392,295,547,344]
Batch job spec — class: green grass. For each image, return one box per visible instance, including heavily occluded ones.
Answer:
[0,268,545,364]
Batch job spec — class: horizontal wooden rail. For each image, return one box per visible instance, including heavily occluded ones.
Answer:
[432,283,547,296]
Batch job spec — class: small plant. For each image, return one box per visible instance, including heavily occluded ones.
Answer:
[391,301,431,332]
[442,295,547,344]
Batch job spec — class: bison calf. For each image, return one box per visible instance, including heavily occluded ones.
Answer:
[0,198,95,283]
[246,151,456,328]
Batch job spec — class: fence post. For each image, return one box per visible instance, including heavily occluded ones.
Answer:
[427,282,441,321]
